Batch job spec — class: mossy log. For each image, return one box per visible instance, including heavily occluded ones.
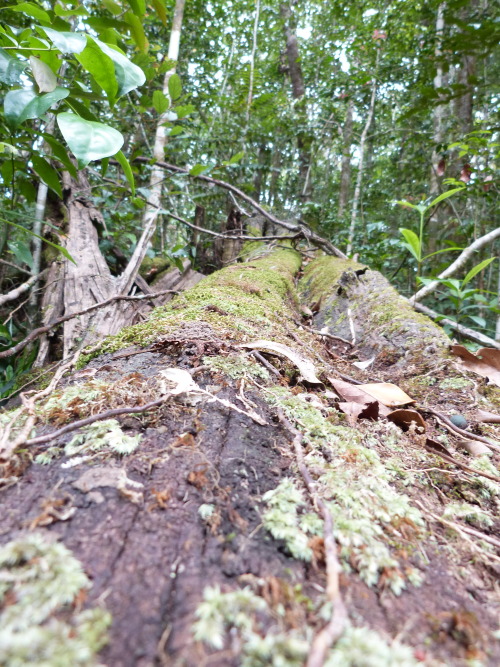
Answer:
[1,248,499,667]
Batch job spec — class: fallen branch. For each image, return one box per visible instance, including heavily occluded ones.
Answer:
[0,268,48,307]
[277,409,347,667]
[411,227,500,303]
[131,157,347,259]
[424,406,500,454]
[412,301,500,350]
[0,289,179,361]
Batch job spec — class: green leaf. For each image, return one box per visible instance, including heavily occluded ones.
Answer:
[189,164,210,177]
[8,240,34,270]
[4,86,69,128]
[57,112,124,168]
[54,4,88,17]
[399,228,421,262]
[38,27,86,54]
[428,187,465,210]
[124,11,148,52]
[422,246,463,260]
[0,216,76,265]
[65,96,99,122]
[152,90,169,114]
[115,150,135,195]
[102,0,122,15]
[94,39,146,98]
[9,2,51,24]
[31,154,62,198]
[462,257,496,287]
[175,104,195,118]
[168,126,184,137]
[29,56,57,92]
[392,199,420,211]
[126,0,146,17]
[168,73,182,100]
[151,0,167,26]
[0,47,26,84]
[467,315,486,328]
[224,151,245,165]
[42,133,78,178]
[76,37,118,104]
[0,142,19,156]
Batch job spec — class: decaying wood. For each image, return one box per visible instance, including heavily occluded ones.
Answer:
[1,248,499,667]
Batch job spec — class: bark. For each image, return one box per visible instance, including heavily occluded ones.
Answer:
[280,2,312,201]
[1,249,499,667]
[337,98,354,220]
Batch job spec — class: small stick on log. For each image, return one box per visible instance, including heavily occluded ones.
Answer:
[424,406,500,454]
[277,409,347,667]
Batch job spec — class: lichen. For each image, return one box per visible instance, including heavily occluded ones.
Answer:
[324,626,418,666]
[262,389,425,594]
[203,353,270,381]
[0,534,110,666]
[64,419,142,457]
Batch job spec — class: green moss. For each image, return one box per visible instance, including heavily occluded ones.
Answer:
[82,249,302,361]
[203,354,270,381]
[439,377,473,390]
[299,256,365,303]
[0,534,110,666]
[139,256,170,279]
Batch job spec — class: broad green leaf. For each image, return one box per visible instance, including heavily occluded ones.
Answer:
[8,240,34,270]
[4,86,69,128]
[29,56,57,92]
[54,4,88,17]
[126,0,146,17]
[224,151,245,165]
[428,187,465,209]
[462,257,496,287]
[94,39,145,97]
[0,142,19,156]
[125,11,148,52]
[31,154,62,198]
[399,228,421,262]
[76,38,118,104]
[65,96,99,122]
[42,133,78,178]
[189,164,210,177]
[0,47,26,84]
[115,150,135,195]
[467,315,486,328]
[0,216,76,264]
[152,90,169,114]
[57,112,124,168]
[38,27,86,54]
[441,279,461,290]
[102,0,122,15]
[175,104,195,118]
[168,73,182,100]
[151,0,167,26]
[9,2,51,24]
[0,324,12,342]
[168,126,184,137]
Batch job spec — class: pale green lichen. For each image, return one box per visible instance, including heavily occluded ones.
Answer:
[443,501,494,528]
[198,503,215,521]
[262,389,425,594]
[65,419,142,457]
[0,534,110,666]
[203,354,270,381]
[324,626,418,667]
[439,377,472,390]
[193,585,417,667]
[40,383,107,416]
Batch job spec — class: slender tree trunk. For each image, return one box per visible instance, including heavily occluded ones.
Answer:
[428,3,446,253]
[245,0,261,133]
[280,2,312,202]
[338,98,354,220]
[346,50,380,256]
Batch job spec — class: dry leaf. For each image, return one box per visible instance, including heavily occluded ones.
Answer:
[456,439,492,457]
[451,345,500,388]
[357,382,414,407]
[387,409,426,432]
[352,356,375,370]
[241,340,322,384]
[338,401,379,422]
[328,377,391,417]
[158,368,200,395]
[476,408,500,423]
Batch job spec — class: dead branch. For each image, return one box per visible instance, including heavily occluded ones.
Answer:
[424,406,500,453]
[130,157,348,259]
[0,289,178,361]
[412,301,500,350]
[277,409,347,667]
[0,269,48,307]
[411,227,500,303]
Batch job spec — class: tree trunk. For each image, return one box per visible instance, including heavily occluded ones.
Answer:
[2,247,499,666]
[280,2,312,202]
[337,98,354,221]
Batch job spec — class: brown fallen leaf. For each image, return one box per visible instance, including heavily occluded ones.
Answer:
[456,439,492,457]
[387,409,426,432]
[357,382,414,407]
[451,345,500,388]
[328,377,391,417]
[476,408,500,424]
[338,401,379,424]
[425,438,453,457]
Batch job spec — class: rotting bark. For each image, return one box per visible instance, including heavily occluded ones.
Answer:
[1,248,499,667]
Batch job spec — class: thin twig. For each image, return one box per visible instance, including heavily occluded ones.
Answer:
[0,269,48,307]
[250,350,282,378]
[277,409,347,666]
[0,289,179,361]
[293,319,353,346]
[424,406,500,453]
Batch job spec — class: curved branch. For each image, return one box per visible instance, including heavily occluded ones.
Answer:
[410,227,500,303]
[0,269,48,307]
